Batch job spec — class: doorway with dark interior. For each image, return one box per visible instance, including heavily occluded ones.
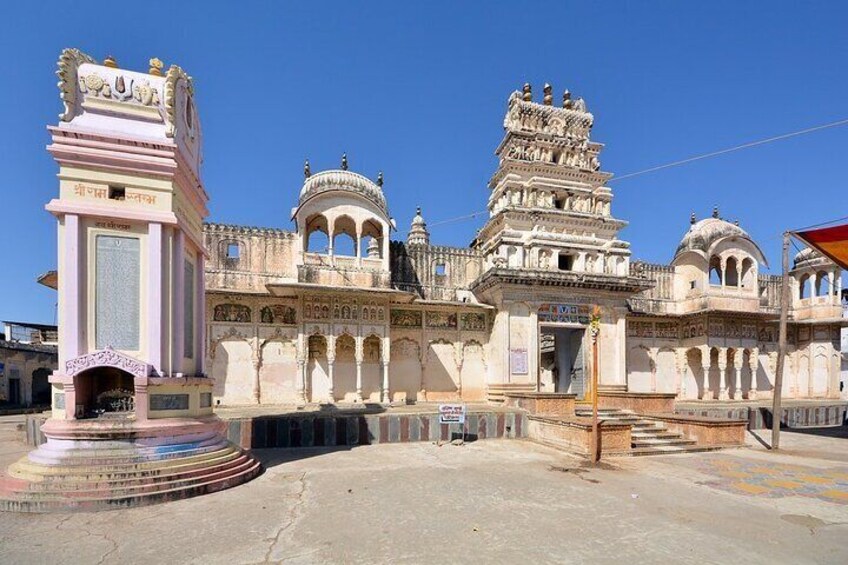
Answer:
[542,326,586,399]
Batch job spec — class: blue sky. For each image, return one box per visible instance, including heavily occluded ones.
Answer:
[1,1,847,324]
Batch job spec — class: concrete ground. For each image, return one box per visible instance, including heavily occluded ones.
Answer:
[1,416,847,564]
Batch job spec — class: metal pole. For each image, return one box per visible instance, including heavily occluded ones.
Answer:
[590,308,601,464]
[773,231,790,450]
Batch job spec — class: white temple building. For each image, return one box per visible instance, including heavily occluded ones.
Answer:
[203,83,845,406]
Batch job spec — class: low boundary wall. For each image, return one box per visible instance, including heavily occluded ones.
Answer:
[24,410,529,450]
[674,402,848,430]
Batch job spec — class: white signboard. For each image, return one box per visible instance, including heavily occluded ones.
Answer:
[510,348,528,375]
[439,404,467,425]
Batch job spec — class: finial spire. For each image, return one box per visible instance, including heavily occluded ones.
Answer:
[690,212,696,225]
[712,205,719,219]
[103,55,118,68]
[562,89,572,108]
[304,159,311,178]
[543,83,553,105]
[408,205,429,246]
[377,171,384,187]
[522,83,532,102]
[148,57,164,76]
[341,153,348,171]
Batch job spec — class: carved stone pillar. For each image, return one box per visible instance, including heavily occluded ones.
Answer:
[718,348,729,401]
[733,361,742,400]
[355,336,364,402]
[747,348,759,400]
[675,349,687,398]
[326,335,336,403]
[296,359,306,405]
[355,224,362,267]
[381,337,391,404]
[720,258,727,288]
[649,347,659,392]
[251,341,261,404]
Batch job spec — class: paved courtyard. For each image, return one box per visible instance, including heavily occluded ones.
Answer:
[1,416,847,564]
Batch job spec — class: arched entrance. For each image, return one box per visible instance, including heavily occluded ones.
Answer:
[74,367,135,419]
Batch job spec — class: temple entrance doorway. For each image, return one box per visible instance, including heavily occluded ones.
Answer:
[540,326,586,399]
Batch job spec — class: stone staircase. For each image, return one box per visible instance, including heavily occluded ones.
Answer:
[574,407,703,456]
[0,433,262,512]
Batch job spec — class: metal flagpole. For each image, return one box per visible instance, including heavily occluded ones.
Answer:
[773,232,791,450]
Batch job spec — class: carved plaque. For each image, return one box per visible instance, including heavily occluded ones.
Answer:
[391,309,422,327]
[149,394,189,411]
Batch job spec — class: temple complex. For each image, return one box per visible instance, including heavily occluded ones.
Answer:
[205,83,844,406]
[1,50,845,512]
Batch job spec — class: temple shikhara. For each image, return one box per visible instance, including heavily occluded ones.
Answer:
[0,49,844,511]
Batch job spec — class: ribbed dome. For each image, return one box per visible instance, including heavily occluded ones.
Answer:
[793,247,832,270]
[298,170,387,214]
[675,218,751,258]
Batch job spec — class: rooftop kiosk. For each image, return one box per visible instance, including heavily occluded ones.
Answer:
[0,50,260,512]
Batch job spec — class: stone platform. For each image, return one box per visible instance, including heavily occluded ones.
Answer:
[0,416,261,513]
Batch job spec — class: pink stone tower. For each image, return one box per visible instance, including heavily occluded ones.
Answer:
[0,50,260,512]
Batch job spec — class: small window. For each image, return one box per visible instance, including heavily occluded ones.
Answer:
[226,243,240,259]
[558,254,574,271]
[108,186,125,201]
[690,280,696,290]
[435,263,446,276]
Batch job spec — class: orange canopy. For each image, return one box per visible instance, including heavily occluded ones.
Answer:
[795,224,848,269]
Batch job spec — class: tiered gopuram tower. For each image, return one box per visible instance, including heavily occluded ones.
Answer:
[472,83,651,400]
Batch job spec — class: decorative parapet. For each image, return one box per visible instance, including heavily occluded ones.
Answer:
[503,91,594,140]
[57,48,97,121]
[204,222,295,239]
[164,64,194,138]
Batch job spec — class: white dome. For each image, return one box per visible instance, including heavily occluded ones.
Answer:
[298,170,387,214]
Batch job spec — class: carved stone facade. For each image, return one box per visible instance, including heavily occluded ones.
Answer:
[204,84,843,406]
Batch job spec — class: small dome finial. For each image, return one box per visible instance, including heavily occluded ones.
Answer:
[522,83,532,102]
[562,89,572,108]
[416,206,422,216]
[712,206,719,219]
[304,159,311,178]
[341,153,348,171]
[543,83,553,105]
[735,219,740,226]
[148,57,164,76]
[104,55,118,68]
[377,171,384,187]
[690,212,696,225]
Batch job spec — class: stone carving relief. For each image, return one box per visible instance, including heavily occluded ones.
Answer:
[64,347,149,379]
[78,72,161,107]
[390,309,422,328]
[426,311,457,329]
[213,303,251,323]
[391,338,421,361]
[57,48,96,121]
[460,312,487,332]
[259,305,297,325]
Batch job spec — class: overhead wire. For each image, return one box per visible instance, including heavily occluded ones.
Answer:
[427,117,848,228]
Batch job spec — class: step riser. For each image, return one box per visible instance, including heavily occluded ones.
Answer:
[3,458,258,501]
[8,455,249,492]
[0,464,263,513]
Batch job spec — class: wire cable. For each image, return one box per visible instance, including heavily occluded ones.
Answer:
[427,117,848,227]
